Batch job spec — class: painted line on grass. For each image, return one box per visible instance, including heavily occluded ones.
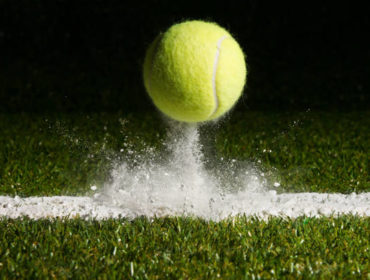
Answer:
[0,192,369,221]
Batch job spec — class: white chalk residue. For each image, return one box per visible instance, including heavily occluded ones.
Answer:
[0,122,369,221]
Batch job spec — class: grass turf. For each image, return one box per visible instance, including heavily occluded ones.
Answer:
[0,111,368,196]
[0,111,369,278]
[1,216,369,279]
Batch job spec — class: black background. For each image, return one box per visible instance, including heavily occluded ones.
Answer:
[0,0,369,113]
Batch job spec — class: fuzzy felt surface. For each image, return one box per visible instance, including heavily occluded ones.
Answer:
[143,21,246,123]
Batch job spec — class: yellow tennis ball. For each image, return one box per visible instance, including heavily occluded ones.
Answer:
[143,20,247,123]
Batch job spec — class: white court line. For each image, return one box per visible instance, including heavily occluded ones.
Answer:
[0,192,369,221]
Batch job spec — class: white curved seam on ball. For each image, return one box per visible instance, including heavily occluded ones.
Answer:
[148,35,163,93]
[210,35,228,117]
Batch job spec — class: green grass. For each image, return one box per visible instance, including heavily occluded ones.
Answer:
[1,216,369,279]
[215,111,369,193]
[0,111,369,278]
[0,111,368,196]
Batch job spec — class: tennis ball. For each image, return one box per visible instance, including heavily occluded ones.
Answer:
[143,20,246,123]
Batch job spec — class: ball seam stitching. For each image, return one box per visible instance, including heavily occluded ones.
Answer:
[210,35,228,118]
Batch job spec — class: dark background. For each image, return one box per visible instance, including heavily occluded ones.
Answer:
[0,0,369,113]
